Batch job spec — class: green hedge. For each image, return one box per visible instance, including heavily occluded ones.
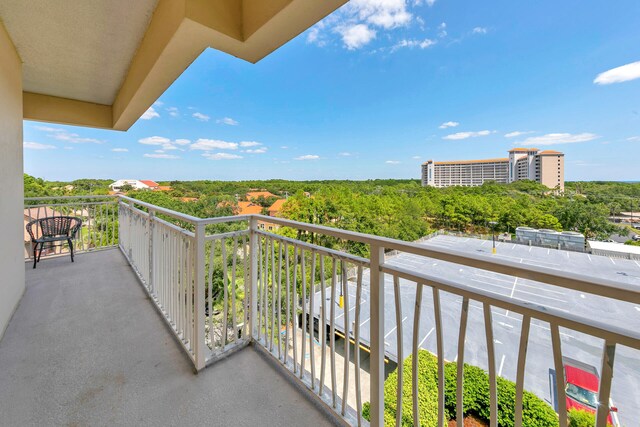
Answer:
[363,350,559,427]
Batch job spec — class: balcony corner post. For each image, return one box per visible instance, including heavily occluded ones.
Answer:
[369,243,386,427]
[194,221,207,371]
[249,217,259,341]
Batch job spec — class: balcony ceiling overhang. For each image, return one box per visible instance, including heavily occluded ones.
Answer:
[0,0,346,130]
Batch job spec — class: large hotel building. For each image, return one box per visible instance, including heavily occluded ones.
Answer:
[422,148,564,190]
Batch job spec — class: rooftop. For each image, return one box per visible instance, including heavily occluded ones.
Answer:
[0,249,335,426]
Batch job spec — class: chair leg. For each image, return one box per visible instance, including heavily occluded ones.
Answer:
[68,239,74,263]
[32,242,39,269]
[37,243,44,263]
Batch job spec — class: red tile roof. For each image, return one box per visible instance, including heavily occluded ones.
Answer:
[508,147,538,152]
[246,191,277,200]
[267,199,287,215]
[139,180,159,188]
[237,201,263,215]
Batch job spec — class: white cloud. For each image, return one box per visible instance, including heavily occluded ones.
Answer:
[190,139,238,151]
[504,131,533,138]
[63,147,73,150]
[516,132,599,146]
[203,152,243,160]
[24,141,56,150]
[192,112,210,122]
[217,117,239,126]
[34,126,64,132]
[339,152,352,156]
[139,136,170,146]
[594,61,640,85]
[412,155,421,159]
[111,148,129,152]
[437,22,447,38]
[166,107,180,117]
[350,0,412,29]
[141,107,160,120]
[443,130,492,140]
[144,153,179,159]
[439,121,459,129]
[239,141,261,147]
[244,147,268,154]
[154,150,165,153]
[627,136,640,142]
[280,146,289,149]
[472,27,488,34]
[386,160,401,164]
[153,101,164,106]
[37,127,102,144]
[391,38,436,52]
[338,24,377,50]
[139,136,190,151]
[295,154,320,160]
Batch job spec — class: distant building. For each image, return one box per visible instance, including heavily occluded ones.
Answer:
[246,191,277,201]
[422,148,564,190]
[267,199,286,217]
[109,179,159,191]
[515,227,584,251]
[422,158,509,188]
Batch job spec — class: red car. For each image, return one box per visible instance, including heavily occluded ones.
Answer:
[563,357,616,425]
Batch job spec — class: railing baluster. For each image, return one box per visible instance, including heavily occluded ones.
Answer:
[285,243,290,365]
[370,244,386,426]
[265,237,270,348]
[292,246,298,374]
[319,255,327,397]
[231,237,238,343]
[393,275,403,426]
[257,236,264,342]
[341,260,350,416]
[456,297,470,427]
[309,250,316,389]
[354,265,364,427]
[433,287,444,427]
[412,284,423,427]
[208,239,216,352]
[483,304,498,427]
[514,315,531,427]
[301,248,307,380]
[596,341,616,427]
[270,238,276,352]
[330,257,337,407]
[243,234,249,340]
[222,239,229,347]
[277,241,283,360]
[551,324,568,427]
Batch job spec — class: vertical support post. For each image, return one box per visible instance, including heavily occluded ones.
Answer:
[249,217,259,339]
[369,244,385,427]
[193,221,206,371]
[148,208,155,293]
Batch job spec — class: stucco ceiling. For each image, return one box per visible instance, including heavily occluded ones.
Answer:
[0,0,158,105]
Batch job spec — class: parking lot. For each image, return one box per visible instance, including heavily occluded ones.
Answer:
[313,235,640,426]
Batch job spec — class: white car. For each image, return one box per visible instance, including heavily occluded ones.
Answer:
[633,234,640,241]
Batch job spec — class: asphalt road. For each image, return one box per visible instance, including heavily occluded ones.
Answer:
[313,235,640,426]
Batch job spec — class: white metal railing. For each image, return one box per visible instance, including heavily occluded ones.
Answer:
[24,195,119,260]
[114,196,640,427]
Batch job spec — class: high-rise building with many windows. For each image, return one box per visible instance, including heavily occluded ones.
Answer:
[422,148,564,190]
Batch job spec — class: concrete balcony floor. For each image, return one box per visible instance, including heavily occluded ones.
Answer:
[0,249,335,427]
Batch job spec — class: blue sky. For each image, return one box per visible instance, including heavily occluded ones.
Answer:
[24,0,640,182]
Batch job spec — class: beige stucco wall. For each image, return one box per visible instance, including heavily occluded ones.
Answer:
[0,21,25,340]
[539,155,564,191]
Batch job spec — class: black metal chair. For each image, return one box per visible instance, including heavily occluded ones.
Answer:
[26,216,83,269]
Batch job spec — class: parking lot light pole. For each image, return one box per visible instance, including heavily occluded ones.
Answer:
[489,221,498,254]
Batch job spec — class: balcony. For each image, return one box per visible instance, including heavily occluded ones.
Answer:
[4,196,640,427]
[1,249,334,426]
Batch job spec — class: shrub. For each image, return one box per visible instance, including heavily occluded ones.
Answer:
[364,350,559,427]
[568,408,612,427]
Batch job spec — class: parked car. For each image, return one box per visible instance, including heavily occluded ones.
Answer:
[561,357,616,425]
[633,234,640,241]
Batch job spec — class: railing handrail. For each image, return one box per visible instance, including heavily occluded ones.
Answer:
[114,198,640,305]
[24,195,117,201]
